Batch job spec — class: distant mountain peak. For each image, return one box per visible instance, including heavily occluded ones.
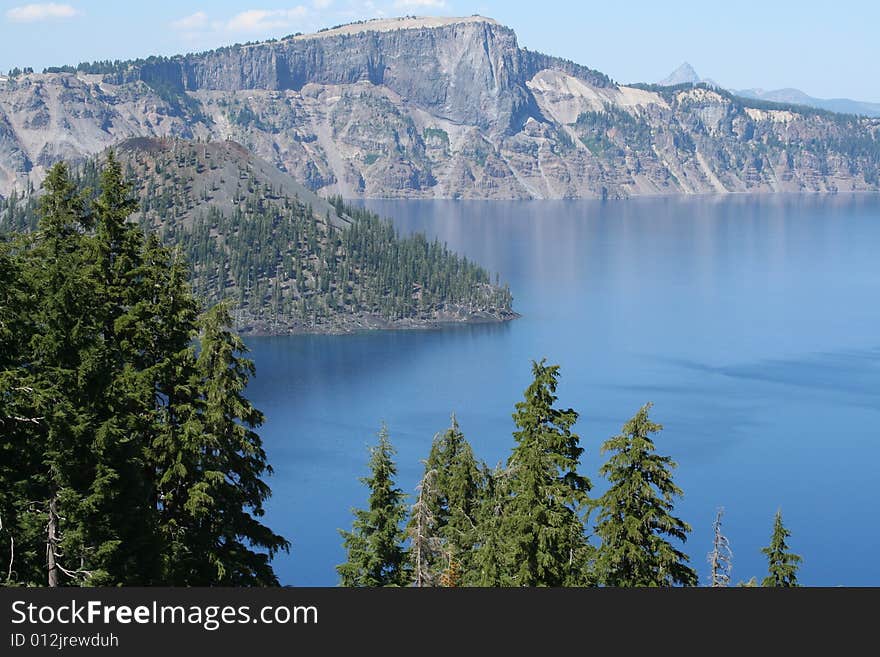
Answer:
[658,62,720,89]
[660,62,700,86]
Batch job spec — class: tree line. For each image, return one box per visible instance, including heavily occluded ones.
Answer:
[0,157,288,586]
[338,360,802,587]
[0,144,513,334]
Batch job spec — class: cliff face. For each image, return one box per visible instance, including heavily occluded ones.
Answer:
[0,16,878,199]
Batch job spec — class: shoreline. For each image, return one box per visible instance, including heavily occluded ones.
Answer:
[237,310,521,337]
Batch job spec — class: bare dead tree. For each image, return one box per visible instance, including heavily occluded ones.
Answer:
[46,494,60,587]
[44,499,92,587]
[708,507,733,587]
[408,467,442,587]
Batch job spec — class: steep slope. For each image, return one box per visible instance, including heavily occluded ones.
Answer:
[0,138,515,334]
[0,15,878,199]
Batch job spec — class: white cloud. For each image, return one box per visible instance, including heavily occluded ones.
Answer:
[312,0,333,8]
[5,2,78,22]
[171,11,209,31]
[225,7,309,33]
[393,0,447,8]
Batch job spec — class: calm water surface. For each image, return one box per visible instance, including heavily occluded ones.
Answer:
[246,194,880,586]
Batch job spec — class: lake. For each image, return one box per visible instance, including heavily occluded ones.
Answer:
[245,194,880,586]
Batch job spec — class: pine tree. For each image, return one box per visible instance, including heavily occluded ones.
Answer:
[761,510,801,587]
[411,415,482,584]
[158,301,290,585]
[1,157,289,586]
[338,425,408,586]
[498,360,592,586]
[81,151,161,585]
[594,403,697,587]
[0,232,42,586]
[21,163,97,586]
[471,463,510,586]
[708,507,733,587]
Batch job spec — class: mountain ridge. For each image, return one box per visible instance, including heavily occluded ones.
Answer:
[1,16,878,199]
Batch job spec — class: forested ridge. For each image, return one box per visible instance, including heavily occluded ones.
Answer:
[0,138,515,335]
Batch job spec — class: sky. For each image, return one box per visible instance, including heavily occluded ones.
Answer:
[1,0,878,102]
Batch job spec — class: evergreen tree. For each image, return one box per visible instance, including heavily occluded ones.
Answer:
[0,232,42,586]
[0,157,288,586]
[173,302,290,585]
[19,163,97,586]
[411,415,482,584]
[761,510,801,587]
[594,403,697,587]
[498,360,592,586]
[471,463,510,587]
[338,425,408,586]
[80,150,162,585]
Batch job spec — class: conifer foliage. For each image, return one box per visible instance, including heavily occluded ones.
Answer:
[409,416,482,585]
[593,403,697,587]
[761,510,801,587]
[0,158,287,586]
[337,425,409,586]
[499,360,592,586]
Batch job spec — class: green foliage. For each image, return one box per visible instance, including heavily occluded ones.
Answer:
[0,144,514,334]
[0,159,286,586]
[408,416,482,585]
[337,425,409,586]
[423,128,450,148]
[761,510,801,587]
[575,106,653,158]
[476,360,592,586]
[593,403,697,587]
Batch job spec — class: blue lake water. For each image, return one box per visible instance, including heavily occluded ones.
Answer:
[246,194,880,586]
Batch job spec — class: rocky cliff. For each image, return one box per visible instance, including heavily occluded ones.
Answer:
[0,15,878,199]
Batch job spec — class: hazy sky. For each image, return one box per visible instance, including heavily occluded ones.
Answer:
[1,0,877,102]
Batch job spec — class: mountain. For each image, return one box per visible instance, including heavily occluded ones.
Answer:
[0,137,515,334]
[736,88,880,118]
[657,64,880,118]
[657,62,719,89]
[0,15,879,199]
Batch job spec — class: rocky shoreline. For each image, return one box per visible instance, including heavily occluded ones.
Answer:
[236,308,521,337]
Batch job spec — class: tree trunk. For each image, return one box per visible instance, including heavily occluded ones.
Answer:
[47,494,59,587]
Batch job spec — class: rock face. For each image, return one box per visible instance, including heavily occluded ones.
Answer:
[0,15,878,199]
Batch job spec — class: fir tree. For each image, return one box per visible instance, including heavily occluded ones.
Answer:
[0,157,288,586]
[22,163,97,586]
[81,150,161,585]
[160,302,290,585]
[0,232,42,586]
[498,360,592,586]
[594,403,697,587]
[338,425,408,586]
[411,415,482,584]
[471,463,510,586]
[761,510,801,587]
